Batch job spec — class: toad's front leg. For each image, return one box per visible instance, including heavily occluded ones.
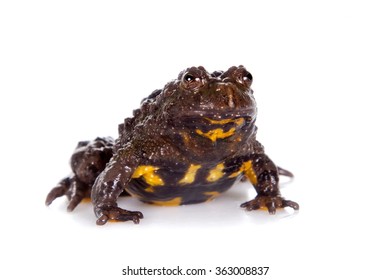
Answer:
[240,145,299,214]
[91,155,143,225]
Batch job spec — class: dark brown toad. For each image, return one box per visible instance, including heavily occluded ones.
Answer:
[46,66,299,225]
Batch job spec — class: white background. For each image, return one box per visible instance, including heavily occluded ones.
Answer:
[1,1,389,279]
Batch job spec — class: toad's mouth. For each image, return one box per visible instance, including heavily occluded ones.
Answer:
[184,107,257,120]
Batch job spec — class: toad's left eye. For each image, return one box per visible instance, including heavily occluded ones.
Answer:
[243,72,253,83]
[239,70,253,87]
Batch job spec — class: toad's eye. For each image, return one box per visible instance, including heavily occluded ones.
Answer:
[233,68,253,88]
[181,72,202,89]
[184,73,196,82]
[243,72,253,83]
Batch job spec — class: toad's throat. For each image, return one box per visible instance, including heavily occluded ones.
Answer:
[195,117,244,142]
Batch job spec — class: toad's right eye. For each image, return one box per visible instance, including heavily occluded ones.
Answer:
[181,72,203,90]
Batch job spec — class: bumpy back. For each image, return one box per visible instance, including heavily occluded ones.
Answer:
[116,89,162,151]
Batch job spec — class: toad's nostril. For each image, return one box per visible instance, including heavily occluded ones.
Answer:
[215,84,236,108]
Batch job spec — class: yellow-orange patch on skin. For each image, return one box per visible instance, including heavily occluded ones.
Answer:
[196,117,245,142]
[207,163,225,182]
[204,191,221,201]
[180,132,190,145]
[196,128,236,142]
[228,160,258,185]
[205,117,244,126]
[179,164,202,185]
[243,161,258,185]
[81,197,91,203]
[150,197,182,206]
[132,165,164,187]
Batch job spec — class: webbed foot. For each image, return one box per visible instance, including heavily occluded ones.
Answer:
[240,195,299,214]
[94,205,144,225]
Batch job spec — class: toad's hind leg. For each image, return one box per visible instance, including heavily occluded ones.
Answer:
[45,176,91,212]
[45,177,71,207]
[66,179,91,211]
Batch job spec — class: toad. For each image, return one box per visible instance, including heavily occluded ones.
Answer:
[46,66,299,225]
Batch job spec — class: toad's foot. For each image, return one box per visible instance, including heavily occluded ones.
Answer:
[45,177,90,212]
[240,195,299,214]
[94,205,144,225]
[46,177,72,207]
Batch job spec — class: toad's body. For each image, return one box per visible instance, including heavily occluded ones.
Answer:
[126,154,258,206]
[46,66,299,225]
